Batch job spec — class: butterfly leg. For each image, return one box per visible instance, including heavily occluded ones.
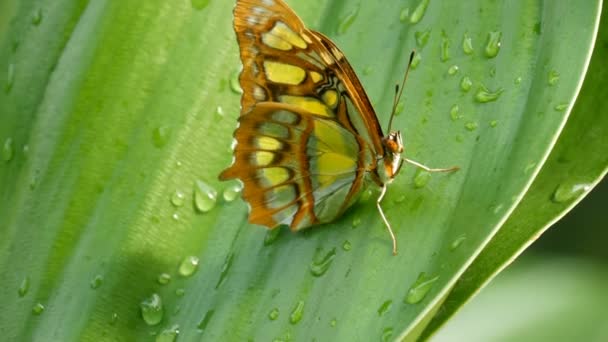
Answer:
[377,184,398,255]
[404,158,460,173]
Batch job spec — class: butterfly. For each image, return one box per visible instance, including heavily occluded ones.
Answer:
[220,0,458,255]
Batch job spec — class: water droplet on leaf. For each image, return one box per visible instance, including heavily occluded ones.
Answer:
[90,274,104,289]
[484,31,502,58]
[268,308,279,321]
[377,300,393,316]
[414,169,431,188]
[178,256,199,277]
[460,76,472,92]
[310,248,336,277]
[158,273,171,285]
[289,300,305,324]
[2,138,14,162]
[32,303,45,315]
[156,324,180,342]
[462,32,474,54]
[194,180,217,213]
[405,272,439,304]
[140,293,163,326]
[415,30,431,47]
[337,4,359,35]
[475,85,503,103]
[410,0,430,24]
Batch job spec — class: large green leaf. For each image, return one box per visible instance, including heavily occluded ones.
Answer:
[0,1,601,340]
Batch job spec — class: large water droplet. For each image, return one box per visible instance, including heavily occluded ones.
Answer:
[289,300,305,324]
[170,190,185,207]
[382,327,394,342]
[230,68,242,94]
[413,169,431,188]
[158,273,171,285]
[152,126,171,148]
[342,240,352,251]
[410,0,430,24]
[264,228,281,246]
[5,63,15,93]
[405,272,439,304]
[32,8,43,25]
[465,121,478,131]
[399,8,410,22]
[460,76,472,92]
[484,31,502,58]
[440,32,451,62]
[18,276,30,297]
[198,309,215,331]
[450,104,461,121]
[268,308,279,321]
[310,248,336,277]
[32,303,45,315]
[215,253,234,289]
[178,256,199,277]
[475,85,503,103]
[377,300,393,316]
[90,274,104,289]
[156,324,180,342]
[140,293,164,326]
[447,65,459,75]
[450,235,466,251]
[548,69,560,86]
[222,182,242,202]
[462,32,474,54]
[415,30,431,47]
[337,4,359,35]
[2,138,14,162]
[552,183,590,203]
[411,53,422,69]
[194,180,217,213]
[191,0,210,10]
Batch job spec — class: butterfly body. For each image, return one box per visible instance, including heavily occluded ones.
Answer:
[220,0,457,253]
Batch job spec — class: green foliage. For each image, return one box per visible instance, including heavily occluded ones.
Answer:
[0,0,603,340]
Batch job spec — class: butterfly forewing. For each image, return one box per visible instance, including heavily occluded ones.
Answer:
[222,0,382,230]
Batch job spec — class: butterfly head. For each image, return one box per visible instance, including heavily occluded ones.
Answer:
[379,131,405,183]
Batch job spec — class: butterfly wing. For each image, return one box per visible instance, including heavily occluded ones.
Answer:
[222,0,383,230]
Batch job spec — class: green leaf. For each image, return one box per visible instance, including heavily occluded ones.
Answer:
[0,0,602,340]
[422,5,608,338]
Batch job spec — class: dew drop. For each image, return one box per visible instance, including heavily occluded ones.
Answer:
[394,101,405,116]
[465,121,478,131]
[3,137,14,162]
[548,70,560,86]
[484,31,502,58]
[411,53,422,69]
[362,65,374,75]
[351,216,361,228]
[175,288,185,297]
[475,84,503,103]
[413,169,431,188]
[490,120,498,127]
[450,235,466,250]
[450,104,461,121]
[554,103,568,112]
[156,324,180,342]
[382,327,394,342]
[140,293,164,326]
[399,8,410,22]
[110,312,119,325]
[152,126,171,148]
[32,8,43,26]
[90,274,104,289]
[415,30,431,47]
[289,300,305,324]
[171,213,180,221]
[215,253,234,289]
[18,276,30,297]
[268,308,280,321]
[191,0,210,10]
[230,68,242,94]
[552,183,590,203]
[178,256,199,277]
[377,300,393,316]
[5,63,15,93]
[514,76,523,85]
[32,303,45,315]
[447,65,459,76]
[460,76,472,92]
[489,66,497,77]
[310,248,336,277]
[440,32,451,62]
[330,318,337,327]
[337,4,359,35]
[342,240,352,251]
[462,32,474,54]
[405,272,439,304]
[264,228,281,246]
[170,190,186,207]
[410,0,430,24]
[215,106,225,117]
[194,180,217,213]
[158,273,171,285]
[197,309,215,331]
[222,182,242,202]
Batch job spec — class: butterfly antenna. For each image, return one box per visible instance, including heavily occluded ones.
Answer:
[387,51,416,133]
